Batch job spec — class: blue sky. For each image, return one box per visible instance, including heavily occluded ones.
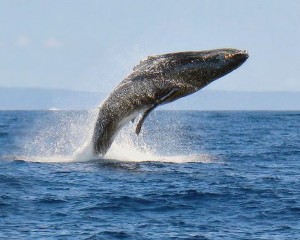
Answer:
[0,0,299,93]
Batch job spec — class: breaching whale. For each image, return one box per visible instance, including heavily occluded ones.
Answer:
[93,48,248,156]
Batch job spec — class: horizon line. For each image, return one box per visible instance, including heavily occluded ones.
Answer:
[1,86,300,94]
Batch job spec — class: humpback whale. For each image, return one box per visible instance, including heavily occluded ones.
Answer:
[93,48,248,156]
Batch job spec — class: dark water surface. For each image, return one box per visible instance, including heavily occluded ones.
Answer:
[0,111,299,239]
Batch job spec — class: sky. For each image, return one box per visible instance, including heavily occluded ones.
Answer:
[0,0,299,93]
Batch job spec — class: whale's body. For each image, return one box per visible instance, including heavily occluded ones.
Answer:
[93,49,248,156]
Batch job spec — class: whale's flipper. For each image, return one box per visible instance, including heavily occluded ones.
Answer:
[135,107,154,135]
[135,88,180,135]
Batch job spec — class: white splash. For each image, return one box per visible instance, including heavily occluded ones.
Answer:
[106,142,214,163]
[21,110,98,163]
[72,140,95,162]
[102,123,214,163]
[18,110,215,164]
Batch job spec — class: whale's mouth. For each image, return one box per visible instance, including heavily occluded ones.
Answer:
[225,50,248,60]
[232,50,249,62]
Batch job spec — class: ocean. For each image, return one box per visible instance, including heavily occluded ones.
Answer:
[0,110,299,239]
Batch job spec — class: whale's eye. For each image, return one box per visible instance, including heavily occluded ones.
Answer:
[216,55,224,60]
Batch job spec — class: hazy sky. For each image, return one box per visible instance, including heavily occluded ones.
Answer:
[0,0,299,93]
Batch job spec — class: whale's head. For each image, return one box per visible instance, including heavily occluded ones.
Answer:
[134,48,248,92]
[170,48,249,88]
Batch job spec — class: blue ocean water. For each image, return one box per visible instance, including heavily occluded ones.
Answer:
[0,110,299,239]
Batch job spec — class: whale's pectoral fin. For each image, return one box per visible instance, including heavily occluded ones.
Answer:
[135,88,180,135]
[135,107,154,135]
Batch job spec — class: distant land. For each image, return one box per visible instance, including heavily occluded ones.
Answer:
[1,87,300,110]
[0,87,105,110]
